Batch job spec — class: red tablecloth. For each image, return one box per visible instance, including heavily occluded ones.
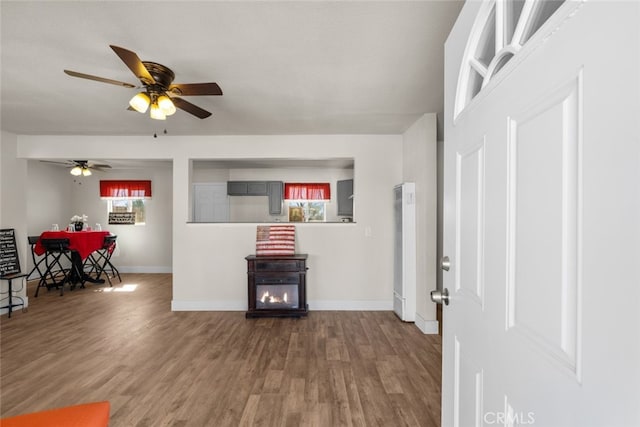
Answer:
[34,230,111,260]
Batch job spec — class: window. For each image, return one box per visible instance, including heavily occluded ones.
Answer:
[107,199,147,225]
[284,183,330,223]
[454,0,567,118]
[287,201,326,222]
[100,180,152,226]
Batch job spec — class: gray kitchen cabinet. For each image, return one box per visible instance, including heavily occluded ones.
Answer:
[227,181,247,195]
[337,179,354,216]
[247,181,268,195]
[267,181,283,215]
[227,181,268,196]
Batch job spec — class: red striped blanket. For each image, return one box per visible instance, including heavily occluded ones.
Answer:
[256,225,295,256]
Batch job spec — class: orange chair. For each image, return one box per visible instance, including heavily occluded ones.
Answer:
[0,401,110,427]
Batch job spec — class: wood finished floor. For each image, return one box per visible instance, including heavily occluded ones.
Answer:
[0,274,442,426]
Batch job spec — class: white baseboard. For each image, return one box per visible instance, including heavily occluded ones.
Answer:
[117,266,172,274]
[415,312,439,334]
[27,267,172,280]
[171,299,394,312]
[309,300,394,310]
[172,300,246,311]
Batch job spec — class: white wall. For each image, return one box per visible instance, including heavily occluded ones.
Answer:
[402,113,438,333]
[26,161,72,236]
[16,134,403,311]
[0,131,29,313]
[24,161,72,278]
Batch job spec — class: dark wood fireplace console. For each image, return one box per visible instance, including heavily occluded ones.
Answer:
[245,254,308,318]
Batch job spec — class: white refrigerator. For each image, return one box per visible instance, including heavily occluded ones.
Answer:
[393,182,416,321]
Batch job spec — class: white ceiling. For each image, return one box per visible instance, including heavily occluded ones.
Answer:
[1,1,462,138]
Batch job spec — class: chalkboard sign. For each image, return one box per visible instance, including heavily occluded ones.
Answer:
[0,229,22,277]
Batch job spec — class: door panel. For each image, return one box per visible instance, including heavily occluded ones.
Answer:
[506,75,581,377]
[456,141,485,307]
[453,337,484,427]
[443,2,640,426]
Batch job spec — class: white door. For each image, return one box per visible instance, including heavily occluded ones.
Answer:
[193,183,229,222]
[440,1,639,426]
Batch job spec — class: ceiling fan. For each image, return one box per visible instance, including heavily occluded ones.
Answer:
[40,160,111,176]
[64,45,222,120]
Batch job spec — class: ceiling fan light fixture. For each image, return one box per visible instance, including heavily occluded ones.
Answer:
[82,167,92,177]
[129,92,150,113]
[157,95,176,116]
[65,46,221,120]
[70,166,83,176]
[149,102,166,120]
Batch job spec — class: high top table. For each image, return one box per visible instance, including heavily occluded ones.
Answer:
[34,230,111,284]
[34,230,111,260]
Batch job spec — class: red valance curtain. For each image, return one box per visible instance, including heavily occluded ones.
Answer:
[100,180,152,198]
[284,183,331,200]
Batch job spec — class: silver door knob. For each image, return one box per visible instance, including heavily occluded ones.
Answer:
[431,288,450,305]
[441,256,451,271]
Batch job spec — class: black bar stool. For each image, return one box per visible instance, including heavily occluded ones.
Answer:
[84,235,121,286]
[27,235,47,283]
[35,238,84,296]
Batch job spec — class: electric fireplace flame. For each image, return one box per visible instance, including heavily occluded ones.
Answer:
[256,285,298,310]
[260,291,288,304]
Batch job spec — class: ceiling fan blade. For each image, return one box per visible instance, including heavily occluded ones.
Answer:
[109,45,156,85]
[169,82,223,96]
[39,160,73,166]
[90,163,112,169]
[172,97,212,119]
[64,70,136,88]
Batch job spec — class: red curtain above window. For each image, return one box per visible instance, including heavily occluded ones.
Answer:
[100,180,152,198]
[284,183,331,200]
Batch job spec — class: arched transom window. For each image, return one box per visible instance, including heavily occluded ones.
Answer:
[454,0,566,118]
